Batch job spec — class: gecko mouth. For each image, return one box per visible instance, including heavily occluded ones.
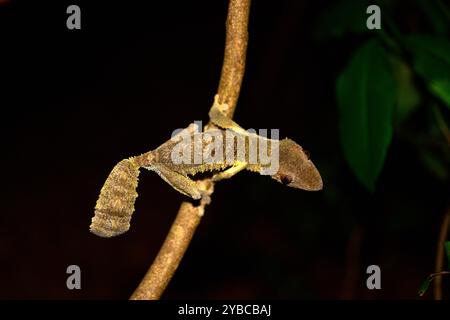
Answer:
[280,174,293,185]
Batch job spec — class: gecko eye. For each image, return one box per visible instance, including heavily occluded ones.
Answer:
[280,174,293,185]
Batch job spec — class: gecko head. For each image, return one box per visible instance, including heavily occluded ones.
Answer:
[272,138,323,191]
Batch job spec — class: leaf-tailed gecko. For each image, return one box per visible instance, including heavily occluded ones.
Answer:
[90,95,323,237]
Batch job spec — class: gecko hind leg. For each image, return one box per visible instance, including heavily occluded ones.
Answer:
[212,162,247,181]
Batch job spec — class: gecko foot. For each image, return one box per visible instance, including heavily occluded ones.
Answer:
[196,178,214,205]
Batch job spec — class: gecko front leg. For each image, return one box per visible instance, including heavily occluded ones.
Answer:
[144,163,204,200]
[209,95,247,134]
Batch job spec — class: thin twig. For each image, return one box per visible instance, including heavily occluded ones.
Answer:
[130,0,251,300]
[129,200,209,300]
[434,206,450,300]
[418,271,450,297]
[217,0,250,118]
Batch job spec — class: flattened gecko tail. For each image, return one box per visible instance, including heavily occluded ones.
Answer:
[90,158,140,238]
[90,210,131,238]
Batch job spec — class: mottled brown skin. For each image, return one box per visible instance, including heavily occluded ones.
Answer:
[91,96,322,238]
[90,159,140,237]
[90,128,322,237]
[208,95,322,191]
[270,138,323,191]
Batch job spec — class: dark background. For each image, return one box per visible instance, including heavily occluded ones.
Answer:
[0,0,448,299]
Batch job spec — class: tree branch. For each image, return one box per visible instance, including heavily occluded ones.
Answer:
[129,200,209,300]
[217,0,250,117]
[130,0,251,300]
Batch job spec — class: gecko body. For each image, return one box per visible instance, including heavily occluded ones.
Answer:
[90,96,322,237]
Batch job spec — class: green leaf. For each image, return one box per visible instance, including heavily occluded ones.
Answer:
[406,35,450,108]
[337,40,396,191]
[418,272,450,297]
[389,56,421,123]
[430,80,450,106]
[315,0,369,38]
[418,276,431,297]
[418,149,448,182]
[445,241,450,269]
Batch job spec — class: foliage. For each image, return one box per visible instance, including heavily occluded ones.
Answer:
[317,1,450,297]
[317,0,450,191]
[337,39,395,191]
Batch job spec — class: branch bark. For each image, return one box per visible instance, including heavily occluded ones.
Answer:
[130,0,251,300]
[217,0,250,118]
